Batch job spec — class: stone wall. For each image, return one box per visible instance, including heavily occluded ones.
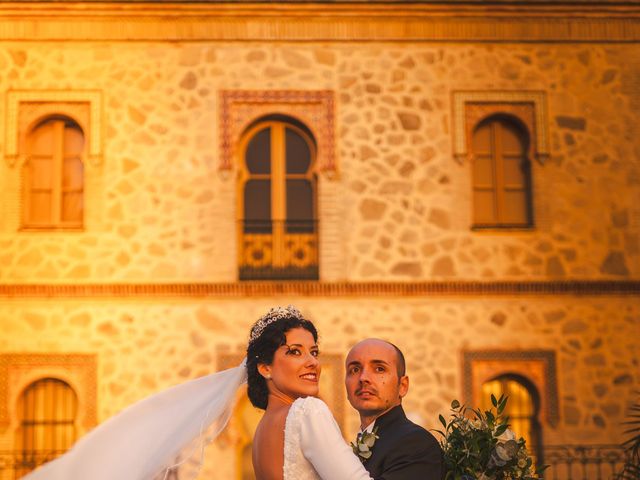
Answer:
[0,42,638,282]
[0,20,638,480]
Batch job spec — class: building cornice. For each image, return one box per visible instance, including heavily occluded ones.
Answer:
[0,281,638,298]
[1,2,639,42]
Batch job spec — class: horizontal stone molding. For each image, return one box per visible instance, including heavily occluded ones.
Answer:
[0,280,638,298]
[0,3,639,42]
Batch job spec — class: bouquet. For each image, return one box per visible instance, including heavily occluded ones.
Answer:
[435,395,546,480]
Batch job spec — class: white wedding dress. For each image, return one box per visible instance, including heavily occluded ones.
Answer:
[283,396,372,480]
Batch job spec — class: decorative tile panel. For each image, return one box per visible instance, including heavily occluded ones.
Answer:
[220,90,336,174]
[0,353,97,430]
[462,349,559,427]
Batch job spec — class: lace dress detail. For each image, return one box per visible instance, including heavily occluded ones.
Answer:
[283,397,322,480]
[283,396,372,480]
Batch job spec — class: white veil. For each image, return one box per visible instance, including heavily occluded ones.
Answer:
[24,360,247,480]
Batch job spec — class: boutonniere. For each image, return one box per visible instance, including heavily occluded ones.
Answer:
[350,426,379,462]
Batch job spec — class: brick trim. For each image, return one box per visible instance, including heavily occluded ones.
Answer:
[0,281,637,298]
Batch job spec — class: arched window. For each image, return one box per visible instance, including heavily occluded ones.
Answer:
[238,115,318,280]
[471,115,533,228]
[15,378,78,475]
[480,374,542,461]
[23,115,84,228]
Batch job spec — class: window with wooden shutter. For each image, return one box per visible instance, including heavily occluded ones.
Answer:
[471,115,533,229]
[23,116,84,229]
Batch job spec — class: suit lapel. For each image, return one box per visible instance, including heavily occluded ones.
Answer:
[363,405,406,473]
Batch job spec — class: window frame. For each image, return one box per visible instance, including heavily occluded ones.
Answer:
[480,374,543,460]
[237,117,319,280]
[470,114,534,230]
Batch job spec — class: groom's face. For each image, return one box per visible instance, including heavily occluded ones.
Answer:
[345,339,408,419]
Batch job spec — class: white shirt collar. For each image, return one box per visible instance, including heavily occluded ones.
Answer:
[359,419,376,435]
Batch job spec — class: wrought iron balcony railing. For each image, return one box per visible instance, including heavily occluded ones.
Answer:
[0,445,629,479]
[0,450,65,479]
[542,444,628,480]
[0,451,180,479]
[238,219,319,280]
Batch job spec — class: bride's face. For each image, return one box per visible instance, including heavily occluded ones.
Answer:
[265,327,321,402]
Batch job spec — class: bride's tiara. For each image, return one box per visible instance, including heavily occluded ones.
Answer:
[249,305,304,343]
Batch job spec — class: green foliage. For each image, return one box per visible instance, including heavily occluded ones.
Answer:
[617,392,640,480]
[435,396,545,480]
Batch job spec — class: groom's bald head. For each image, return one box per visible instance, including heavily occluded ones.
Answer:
[349,338,406,378]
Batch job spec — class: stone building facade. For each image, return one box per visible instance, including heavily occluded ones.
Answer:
[0,1,638,478]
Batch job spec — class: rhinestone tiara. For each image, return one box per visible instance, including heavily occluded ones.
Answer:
[249,305,304,343]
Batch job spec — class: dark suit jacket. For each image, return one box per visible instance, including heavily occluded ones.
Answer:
[363,405,444,480]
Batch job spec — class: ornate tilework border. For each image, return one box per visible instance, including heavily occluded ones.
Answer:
[0,353,97,429]
[219,90,336,173]
[0,281,637,298]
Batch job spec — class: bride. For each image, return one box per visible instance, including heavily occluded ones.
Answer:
[247,305,370,479]
[24,306,372,480]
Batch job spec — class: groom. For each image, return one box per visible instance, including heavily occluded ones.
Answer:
[345,339,444,479]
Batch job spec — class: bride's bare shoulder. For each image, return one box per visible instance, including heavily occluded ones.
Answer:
[253,406,291,480]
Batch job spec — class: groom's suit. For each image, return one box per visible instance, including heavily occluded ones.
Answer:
[363,405,444,480]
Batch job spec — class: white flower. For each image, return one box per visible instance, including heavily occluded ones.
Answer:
[495,445,511,462]
[351,427,379,462]
[496,428,516,442]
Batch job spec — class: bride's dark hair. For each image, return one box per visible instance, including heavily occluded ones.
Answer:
[246,313,318,410]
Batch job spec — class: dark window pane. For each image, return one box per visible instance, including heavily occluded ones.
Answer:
[286,179,314,232]
[244,179,271,233]
[245,128,271,174]
[285,128,311,174]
